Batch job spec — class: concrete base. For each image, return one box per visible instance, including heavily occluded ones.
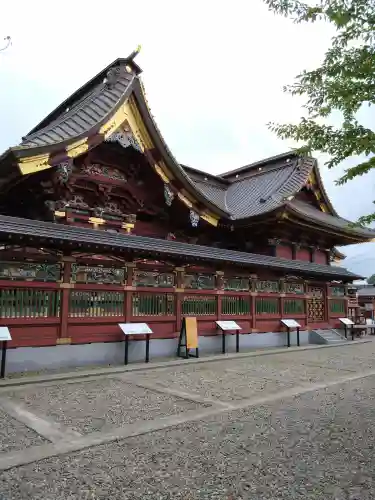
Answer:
[6,330,310,374]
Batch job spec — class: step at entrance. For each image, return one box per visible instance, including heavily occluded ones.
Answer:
[311,329,345,344]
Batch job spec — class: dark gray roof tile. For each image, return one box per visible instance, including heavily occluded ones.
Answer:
[0,214,361,280]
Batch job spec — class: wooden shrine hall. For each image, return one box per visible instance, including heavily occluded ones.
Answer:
[0,48,374,370]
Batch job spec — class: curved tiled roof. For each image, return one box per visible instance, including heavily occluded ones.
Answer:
[0,214,363,280]
[1,54,374,242]
[21,72,134,148]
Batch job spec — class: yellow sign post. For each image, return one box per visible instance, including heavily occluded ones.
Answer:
[177,317,199,358]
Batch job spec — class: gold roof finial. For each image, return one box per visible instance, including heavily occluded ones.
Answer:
[127,45,142,61]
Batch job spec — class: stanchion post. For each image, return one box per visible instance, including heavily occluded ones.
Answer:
[296,327,300,347]
[236,330,240,353]
[222,330,226,354]
[0,341,7,379]
[145,334,150,363]
[124,335,129,366]
[287,327,291,347]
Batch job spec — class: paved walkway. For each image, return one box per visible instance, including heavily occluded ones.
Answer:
[1,340,375,498]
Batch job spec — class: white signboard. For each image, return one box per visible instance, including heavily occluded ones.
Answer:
[339,317,355,326]
[364,303,374,311]
[281,319,301,328]
[0,327,11,341]
[119,323,153,335]
[216,321,241,331]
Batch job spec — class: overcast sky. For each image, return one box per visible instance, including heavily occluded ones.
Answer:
[1,0,374,277]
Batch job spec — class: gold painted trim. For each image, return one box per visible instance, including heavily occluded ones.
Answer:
[177,192,193,208]
[56,337,72,345]
[201,212,219,227]
[54,211,66,217]
[121,223,135,229]
[89,217,105,226]
[18,153,51,175]
[154,164,170,183]
[66,139,89,158]
[100,104,129,140]
[60,283,74,289]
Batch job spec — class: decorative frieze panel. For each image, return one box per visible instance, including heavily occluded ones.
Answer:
[184,273,216,290]
[164,184,175,206]
[133,271,175,288]
[331,286,345,297]
[223,277,250,291]
[255,280,280,293]
[189,210,200,227]
[182,295,217,315]
[284,282,304,295]
[105,129,142,152]
[0,262,61,282]
[81,163,127,182]
[71,264,125,284]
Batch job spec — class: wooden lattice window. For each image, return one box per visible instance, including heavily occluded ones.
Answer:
[0,289,61,318]
[182,295,217,315]
[284,299,304,314]
[222,296,251,315]
[69,291,124,317]
[330,300,346,314]
[255,298,279,314]
[132,293,175,316]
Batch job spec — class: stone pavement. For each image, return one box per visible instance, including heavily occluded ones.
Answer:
[1,341,375,498]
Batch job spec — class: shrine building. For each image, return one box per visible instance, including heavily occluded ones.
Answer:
[0,49,374,371]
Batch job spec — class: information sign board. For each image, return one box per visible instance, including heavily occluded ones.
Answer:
[339,318,354,326]
[0,327,11,341]
[119,323,152,335]
[216,321,241,331]
[281,319,301,328]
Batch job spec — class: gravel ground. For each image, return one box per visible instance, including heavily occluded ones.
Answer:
[2,375,375,499]
[0,408,46,454]
[124,355,354,401]
[4,379,205,434]
[126,363,297,401]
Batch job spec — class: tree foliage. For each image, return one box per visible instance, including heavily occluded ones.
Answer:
[264,0,375,224]
[368,273,375,284]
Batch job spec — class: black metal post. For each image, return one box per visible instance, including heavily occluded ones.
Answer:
[1,341,7,379]
[236,331,240,353]
[344,325,347,339]
[351,325,355,341]
[287,327,291,347]
[296,327,300,347]
[124,336,129,366]
[145,334,150,363]
[222,330,226,354]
